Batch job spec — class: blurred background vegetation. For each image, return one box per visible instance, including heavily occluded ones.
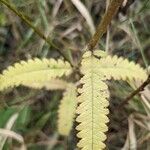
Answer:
[0,0,150,150]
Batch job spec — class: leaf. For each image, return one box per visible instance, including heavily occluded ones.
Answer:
[15,106,31,128]
[0,108,17,128]
[93,50,107,58]
[23,78,68,90]
[35,112,51,129]
[0,113,18,150]
[0,58,72,91]
[75,50,148,150]
[58,84,77,136]
[98,53,147,81]
[76,52,110,150]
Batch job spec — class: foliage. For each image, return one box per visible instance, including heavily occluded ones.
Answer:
[58,84,77,136]
[0,58,72,91]
[0,0,149,149]
[0,50,148,149]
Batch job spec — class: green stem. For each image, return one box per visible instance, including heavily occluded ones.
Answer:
[0,0,73,66]
[130,18,148,69]
[87,0,124,51]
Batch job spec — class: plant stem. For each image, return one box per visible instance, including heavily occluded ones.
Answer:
[117,75,150,110]
[130,18,148,69]
[87,0,124,52]
[0,0,73,66]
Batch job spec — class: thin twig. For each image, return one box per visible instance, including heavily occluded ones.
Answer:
[87,0,124,52]
[117,75,150,110]
[0,0,73,66]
